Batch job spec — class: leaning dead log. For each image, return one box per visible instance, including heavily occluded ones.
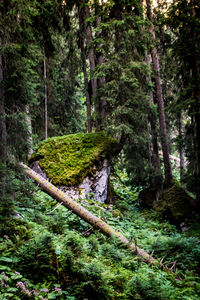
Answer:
[20,162,178,276]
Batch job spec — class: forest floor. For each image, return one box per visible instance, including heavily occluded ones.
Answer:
[0,175,200,299]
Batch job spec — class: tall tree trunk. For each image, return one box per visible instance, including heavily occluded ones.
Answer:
[193,3,200,204]
[78,5,92,133]
[178,113,185,183]
[84,5,99,130]
[145,52,162,198]
[113,4,126,144]
[96,10,107,126]
[43,47,48,140]
[25,104,33,158]
[191,2,200,204]
[98,54,107,123]
[0,37,7,196]
[146,0,172,186]
[193,56,200,204]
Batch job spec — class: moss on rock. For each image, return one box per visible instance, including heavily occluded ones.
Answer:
[153,180,197,223]
[29,132,119,187]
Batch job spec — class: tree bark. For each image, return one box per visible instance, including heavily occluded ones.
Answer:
[194,73,200,204]
[78,5,92,133]
[178,113,185,183]
[96,12,107,125]
[146,0,172,186]
[190,2,200,204]
[84,5,99,130]
[113,4,126,144]
[145,52,162,197]
[0,38,6,160]
[193,56,200,204]
[43,47,48,140]
[0,37,7,196]
[25,104,33,158]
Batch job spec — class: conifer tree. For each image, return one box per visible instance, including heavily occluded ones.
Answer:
[167,0,200,203]
[84,4,99,130]
[0,37,7,197]
[146,0,173,186]
[78,3,92,133]
[95,2,107,126]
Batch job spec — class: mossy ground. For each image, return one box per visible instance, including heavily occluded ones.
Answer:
[29,132,119,186]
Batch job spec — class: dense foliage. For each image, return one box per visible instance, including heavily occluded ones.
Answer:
[1,176,200,299]
[1,0,200,298]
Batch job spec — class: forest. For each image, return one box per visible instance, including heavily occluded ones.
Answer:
[1,0,200,299]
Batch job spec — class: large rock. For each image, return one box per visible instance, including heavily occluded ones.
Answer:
[59,159,110,203]
[153,181,197,224]
[29,132,119,203]
[139,180,197,224]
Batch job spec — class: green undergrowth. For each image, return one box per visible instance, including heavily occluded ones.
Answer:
[28,132,119,186]
[0,176,200,299]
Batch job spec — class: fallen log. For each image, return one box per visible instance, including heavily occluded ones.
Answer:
[20,162,178,277]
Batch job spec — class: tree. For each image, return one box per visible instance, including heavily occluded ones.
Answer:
[0,37,7,197]
[167,0,200,203]
[84,4,99,130]
[100,0,155,188]
[78,3,92,133]
[43,48,48,139]
[145,52,162,197]
[146,0,173,186]
[95,3,107,126]
[25,104,33,158]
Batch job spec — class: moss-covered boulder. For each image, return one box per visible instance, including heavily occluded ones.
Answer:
[29,132,119,202]
[153,181,197,224]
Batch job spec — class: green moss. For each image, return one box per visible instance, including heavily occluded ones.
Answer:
[154,180,197,223]
[112,209,123,219]
[29,132,119,186]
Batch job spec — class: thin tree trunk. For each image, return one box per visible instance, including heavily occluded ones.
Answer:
[146,0,172,186]
[191,2,200,204]
[0,37,7,196]
[78,6,92,133]
[43,48,48,140]
[178,113,185,183]
[113,4,126,144]
[96,13,107,125]
[146,122,152,168]
[20,162,180,279]
[194,57,200,204]
[84,5,99,130]
[25,104,33,158]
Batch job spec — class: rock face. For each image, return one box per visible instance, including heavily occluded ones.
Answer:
[59,160,110,203]
[29,132,119,203]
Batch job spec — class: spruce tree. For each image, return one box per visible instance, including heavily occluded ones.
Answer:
[146,0,173,186]
[167,0,200,203]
